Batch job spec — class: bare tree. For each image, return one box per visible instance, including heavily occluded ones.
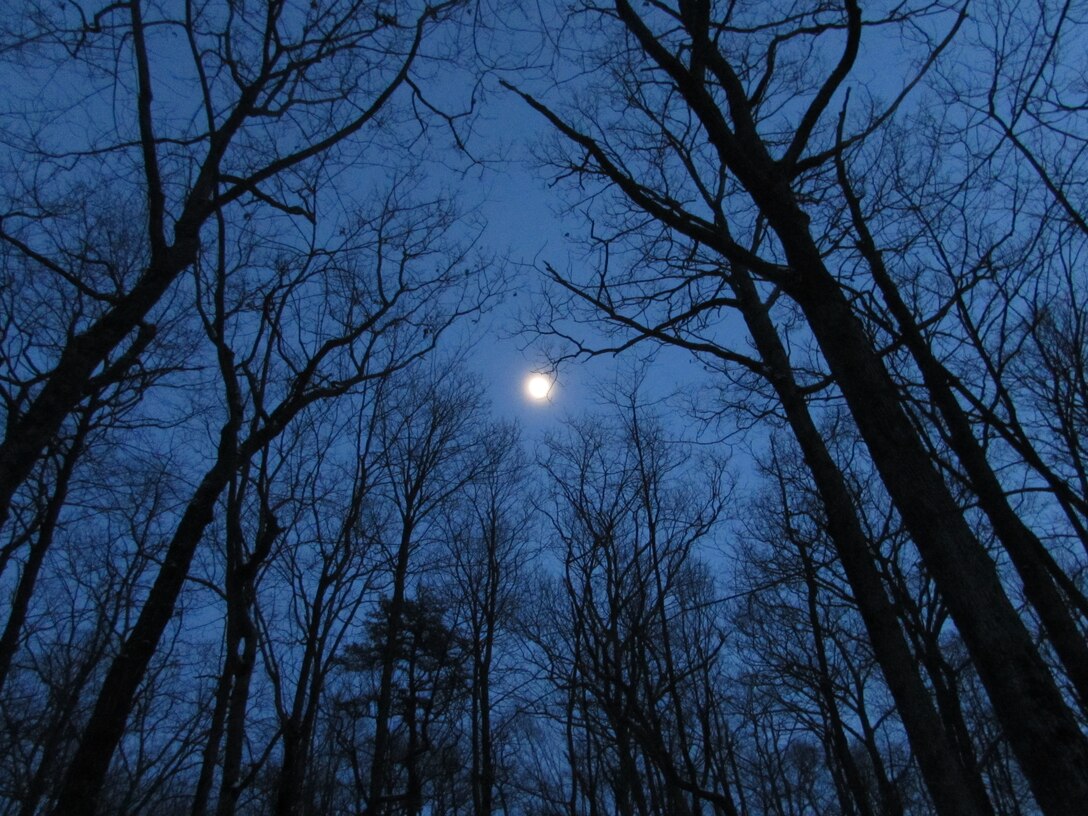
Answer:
[50,172,486,814]
[255,388,390,816]
[506,1,1088,809]
[0,453,184,816]
[360,366,497,816]
[533,399,736,816]
[0,0,469,535]
[440,421,533,816]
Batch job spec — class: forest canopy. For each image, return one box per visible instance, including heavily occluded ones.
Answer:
[1,1,1087,815]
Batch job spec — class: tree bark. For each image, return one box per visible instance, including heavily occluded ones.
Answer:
[190,648,232,816]
[838,160,1088,713]
[781,249,1088,814]
[0,261,189,536]
[731,266,995,816]
[49,420,239,816]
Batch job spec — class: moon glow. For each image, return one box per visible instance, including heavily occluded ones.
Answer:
[525,373,553,401]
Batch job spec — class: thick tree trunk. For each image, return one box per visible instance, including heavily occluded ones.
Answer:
[214,604,258,816]
[274,722,307,816]
[780,246,1088,814]
[839,172,1088,713]
[731,266,995,816]
[0,268,181,535]
[49,424,239,816]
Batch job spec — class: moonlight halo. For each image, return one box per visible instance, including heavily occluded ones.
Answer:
[525,373,553,401]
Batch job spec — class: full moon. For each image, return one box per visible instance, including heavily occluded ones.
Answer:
[525,373,552,401]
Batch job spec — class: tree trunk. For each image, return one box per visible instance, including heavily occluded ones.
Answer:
[731,265,995,816]
[472,608,496,816]
[365,518,416,816]
[0,411,88,692]
[214,602,258,816]
[274,721,307,816]
[780,245,1088,814]
[190,647,232,816]
[795,532,874,816]
[216,479,279,816]
[839,167,1088,713]
[272,587,333,816]
[49,423,239,816]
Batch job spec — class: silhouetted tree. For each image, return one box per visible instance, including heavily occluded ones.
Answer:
[507,1,1088,810]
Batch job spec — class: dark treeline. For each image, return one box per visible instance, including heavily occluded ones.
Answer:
[1,0,1086,815]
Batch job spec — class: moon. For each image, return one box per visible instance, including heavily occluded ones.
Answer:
[525,373,553,401]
